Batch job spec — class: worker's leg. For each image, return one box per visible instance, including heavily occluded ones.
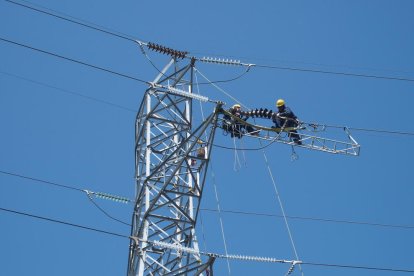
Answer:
[289,131,302,145]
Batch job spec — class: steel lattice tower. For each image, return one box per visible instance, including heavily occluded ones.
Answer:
[127,57,220,276]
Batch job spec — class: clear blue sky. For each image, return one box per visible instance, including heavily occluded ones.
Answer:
[1,1,414,275]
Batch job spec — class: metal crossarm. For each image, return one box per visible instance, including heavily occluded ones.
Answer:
[257,127,361,156]
[218,109,360,156]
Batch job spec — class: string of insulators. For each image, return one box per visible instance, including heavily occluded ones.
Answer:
[286,262,296,275]
[147,42,188,59]
[200,57,242,66]
[151,240,200,255]
[241,108,274,119]
[94,192,131,204]
[144,239,301,265]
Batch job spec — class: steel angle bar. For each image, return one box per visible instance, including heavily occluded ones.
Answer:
[257,131,360,156]
[218,108,360,156]
[141,113,215,202]
[147,213,194,225]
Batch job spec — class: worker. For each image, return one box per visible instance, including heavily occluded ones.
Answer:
[223,104,259,138]
[272,99,302,145]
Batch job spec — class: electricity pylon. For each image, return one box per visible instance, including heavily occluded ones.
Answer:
[127,56,220,276]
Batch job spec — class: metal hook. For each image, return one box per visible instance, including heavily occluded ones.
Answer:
[290,146,299,161]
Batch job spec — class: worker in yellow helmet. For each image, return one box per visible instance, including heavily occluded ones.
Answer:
[223,104,259,138]
[273,99,302,145]
[232,104,241,110]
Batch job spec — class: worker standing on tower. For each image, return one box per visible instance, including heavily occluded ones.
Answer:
[223,104,259,138]
[273,99,302,145]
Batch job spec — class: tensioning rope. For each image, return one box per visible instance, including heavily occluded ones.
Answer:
[210,160,232,275]
[260,147,304,275]
[195,72,232,275]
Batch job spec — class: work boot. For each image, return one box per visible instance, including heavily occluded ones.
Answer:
[294,139,302,145]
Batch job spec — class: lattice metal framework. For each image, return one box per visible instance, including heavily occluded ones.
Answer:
[127,58,220,276]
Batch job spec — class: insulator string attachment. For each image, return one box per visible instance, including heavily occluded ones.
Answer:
[147,42,188,59]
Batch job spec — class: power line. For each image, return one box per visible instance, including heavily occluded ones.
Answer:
[2,206,414,274]
[2,169,413,231]
[340,126,414,137]
[254,64,414,83]
[0,206,129,238]
[85,192,131,226]
[200,208,414,230]
[2,67,413,139]
[0,70,137,113]
[302,261,414,273]
[0,170,131,226]
[197,53,414,78]
[301,122,414,137]
[6,0,414,84]
[0,37,149,84]
[5,0,135,42]
[0,169,83,192]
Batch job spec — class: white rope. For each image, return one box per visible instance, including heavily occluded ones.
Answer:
[195,69,246,171]
[260,149,304,276]
[232,137,242,172]
[195,71,231,275]
[198,209,208,252]
[239,136,248,167]
[194,72,206,122]
[210,165,232,275]
[194,68,249,109]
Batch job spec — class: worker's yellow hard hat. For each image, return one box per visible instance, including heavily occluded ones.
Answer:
[276,99,285,107]
[232,104,241,109]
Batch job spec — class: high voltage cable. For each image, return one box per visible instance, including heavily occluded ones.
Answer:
[254,64,414,83]
[2,169,413,230]
[2,68,413,139]
[301,261,414,274]
[0,206,129,238]
[0,37,149,84]
[0,71,137,113]
[0,169,131,202]
[5,0,135,42]
[85,192,131,226]
[2,206,414,274]
[200,208,414,230]
[3,166,414,271]
[331,125,414,137]
[0,170,83,192]
[0,170,131,226]
[5,0,414,84]
[2,68,412,139]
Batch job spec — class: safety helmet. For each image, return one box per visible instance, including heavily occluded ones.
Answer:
[276,99,285,107]
[232,104,241,109]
